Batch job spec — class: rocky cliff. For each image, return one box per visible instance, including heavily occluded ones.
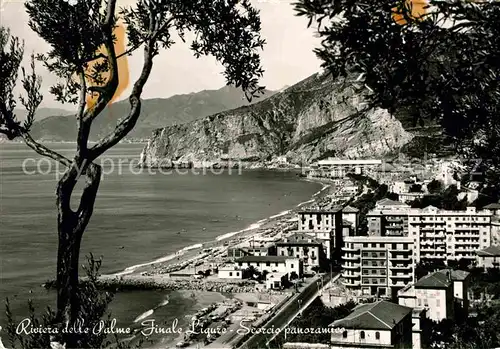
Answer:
[139,73,417,168]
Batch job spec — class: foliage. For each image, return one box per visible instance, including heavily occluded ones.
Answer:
[423,302,500,349]
[409,185,468,210]
[409,183,422,193]
[1,0,265,346]
[427,179,444,194]
[294,0,500,187]
[3,255,149,349]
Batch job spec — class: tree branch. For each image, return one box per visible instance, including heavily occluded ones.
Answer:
[89,40,155,161]
[22,132,72,167]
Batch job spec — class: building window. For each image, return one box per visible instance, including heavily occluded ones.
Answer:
[375,332,380,340]
[236,272,240,276]
[229,272,233,276]
[342,331,347,338]
[291,264,294,268]
[360,331,365,340]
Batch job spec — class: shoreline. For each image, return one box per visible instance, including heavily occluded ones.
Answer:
[104,177,332,281]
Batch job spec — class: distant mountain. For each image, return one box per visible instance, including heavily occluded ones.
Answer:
[29,86,276,142]
[14,107,72,122]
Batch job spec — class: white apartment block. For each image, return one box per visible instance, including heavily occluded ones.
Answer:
[297,209,344,260]
[408,206,492,263]
[308,159,382,179]
[342,236,414,297]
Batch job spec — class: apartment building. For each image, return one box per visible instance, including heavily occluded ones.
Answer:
[297,209,344,260]
[276,233,326,273]
[367,205,493,262]
[342,236,414,298]
[408,206,492,263]
[309,159,382,178]
[330,300,413,349]
[367,209,410,237]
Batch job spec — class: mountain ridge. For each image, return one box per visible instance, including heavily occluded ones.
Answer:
[139,72,443,168]
[28,86,276,142]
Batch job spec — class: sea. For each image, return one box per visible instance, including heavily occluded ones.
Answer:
[0,143,321,346]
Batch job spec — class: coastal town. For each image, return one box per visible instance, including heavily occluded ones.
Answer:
[92,157,500,349]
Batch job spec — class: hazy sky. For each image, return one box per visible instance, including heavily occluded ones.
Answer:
[1,0,322,109]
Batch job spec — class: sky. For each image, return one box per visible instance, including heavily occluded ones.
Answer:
[0,0,322,109]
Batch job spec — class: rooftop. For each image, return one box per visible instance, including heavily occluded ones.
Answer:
[376,198,410,207]
[329,300,412,330]
[477,245,500,257]
[484,203,500,210]
[277,233,323,246]
[299,207,342,214]
[414,270,451,289]
[235,255,292,263]
[342,206,360,213]
[436,269,470,281]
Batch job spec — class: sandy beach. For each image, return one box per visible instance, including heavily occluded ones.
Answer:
[104,178,333,284]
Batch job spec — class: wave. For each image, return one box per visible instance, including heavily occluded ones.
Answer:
[133,309,154,323]
[215,222,263,241]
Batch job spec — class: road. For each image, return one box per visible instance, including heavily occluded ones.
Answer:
[236,272,338,349]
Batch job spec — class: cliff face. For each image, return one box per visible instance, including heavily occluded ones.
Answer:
[140,73,415,167]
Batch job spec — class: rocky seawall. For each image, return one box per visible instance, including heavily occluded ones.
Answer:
[139,73,415,168]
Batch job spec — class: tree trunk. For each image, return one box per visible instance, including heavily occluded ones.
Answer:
[55,161,101,330]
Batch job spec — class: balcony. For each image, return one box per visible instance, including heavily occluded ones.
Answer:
[342,279,360,287]
[362,264,387,268]
[343,246,360,252]
[390,264,412,270]
[362,254,387,259]
[343,271,361,278]
[362,280,387,286]
[390,273,412,279]
[390,282,409,287]
[342,263,361,270]
[343,254,360,261]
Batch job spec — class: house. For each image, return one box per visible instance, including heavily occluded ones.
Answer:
[265,272,288,290]
[375,198,411,211]
[218,264,243,279]
[444,269,471,314]
[227,241,276,258]
[342,206,360,232]
[476,245,500,269]
[276,233,326,273]
[398,192,426,203]
[329,300,413,349]
[398,270,455,322]
[411,308,426,349]
[235,255,303,277]
[484,203,500,217]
